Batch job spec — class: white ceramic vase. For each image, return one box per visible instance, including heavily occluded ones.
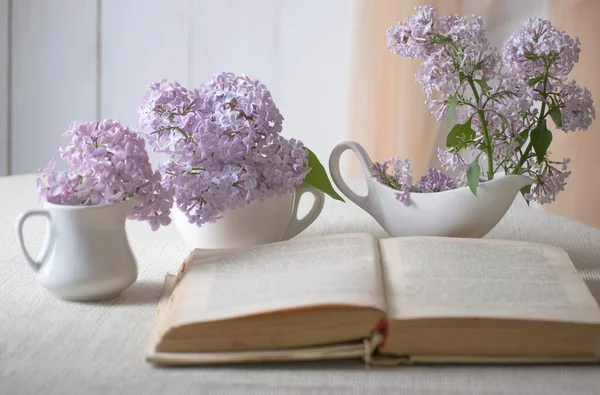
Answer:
[329,141,534,238]
[172,183,325,249]
[16,200,138,301]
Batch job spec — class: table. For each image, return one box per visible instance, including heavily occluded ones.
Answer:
[1,174,599,395]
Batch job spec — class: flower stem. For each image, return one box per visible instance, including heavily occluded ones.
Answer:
[467,77,494,180]
[512,143,532,174]
[467,79,480,103]
[152,126,190,142]
[381,173,403,191]
[511,63,550,175]
[478,109,495,180]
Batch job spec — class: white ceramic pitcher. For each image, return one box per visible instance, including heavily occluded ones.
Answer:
[16,200,138,301]
[172,183,325,249]
[329,141,534,238]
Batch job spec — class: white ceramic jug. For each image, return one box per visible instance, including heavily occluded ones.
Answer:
[16,200,138,301]
[172,183,325,249]
[329,141,534,238]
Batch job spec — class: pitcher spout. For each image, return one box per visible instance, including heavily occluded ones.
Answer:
[488,173,534,194]
[508,174,534,190]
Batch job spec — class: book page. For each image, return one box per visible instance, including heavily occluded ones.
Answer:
[379,237,600,323]
[148,273,385,365]
[169,233,386,326]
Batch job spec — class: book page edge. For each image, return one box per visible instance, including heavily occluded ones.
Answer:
[405,354,600,364]
[146,341,370,366]
[145,272,178,361]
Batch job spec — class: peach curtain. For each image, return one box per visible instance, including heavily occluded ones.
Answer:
[543,0,600,228]
[348,0,460,177]
[350,0,600,228]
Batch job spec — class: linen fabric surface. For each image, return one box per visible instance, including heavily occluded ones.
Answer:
[1,174,599,395]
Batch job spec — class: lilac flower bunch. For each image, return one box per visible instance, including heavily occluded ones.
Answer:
[372,158,457,205]
[138,73,314,226]
[387,6,595,204]
[36,120,173,230]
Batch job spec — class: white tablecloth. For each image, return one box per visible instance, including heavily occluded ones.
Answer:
[1,174,599,395]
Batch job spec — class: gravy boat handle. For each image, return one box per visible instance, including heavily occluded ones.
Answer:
[328,141,373,211]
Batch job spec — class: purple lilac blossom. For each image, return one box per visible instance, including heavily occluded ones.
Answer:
[36,120,173,230]
[503,20,594,133]
[387,7,595,205]
[417,168,457,193]
[138,73,309,226]
[371,157,413,205]
[437,147,469,186]
[524,158,572,204]
[387,6,499,121]
[559,81,595,132]
[503,18,580,82]
[371,156,459,205]
[137,80,201,157]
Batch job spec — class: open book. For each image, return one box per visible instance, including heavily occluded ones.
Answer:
[147,233,600,365]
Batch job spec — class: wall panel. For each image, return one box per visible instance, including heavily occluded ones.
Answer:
[189,0,281,98]
[0,0,8,175]
[11,0,98,174]
[100,0,189,130]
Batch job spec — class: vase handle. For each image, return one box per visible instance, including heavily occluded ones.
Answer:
[328,141,373,210]
[282,183,325,240]
[15,209,53,272]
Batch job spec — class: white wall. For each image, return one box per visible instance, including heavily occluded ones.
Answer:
[1,0,550,176]
[0,0,9,176]
[461,0,548,48]
[2,0,356,175]
[11,0,98,175]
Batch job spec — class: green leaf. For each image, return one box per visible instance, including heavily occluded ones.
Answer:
[497,113,510,129]
[530,120,553,164]
[466,157,481,197]
[446,119,475,149]
[524,53,538,61]
[303,147,345,202]
[446,94,458,126]
[549,107,563,128]
[475,76,492,94]
[528,75,542,87]
[516,129,529,146]
[520,184,531,206]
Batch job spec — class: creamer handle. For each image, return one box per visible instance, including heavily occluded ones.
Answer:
[328,141,373,210]
[16,209,53,272]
